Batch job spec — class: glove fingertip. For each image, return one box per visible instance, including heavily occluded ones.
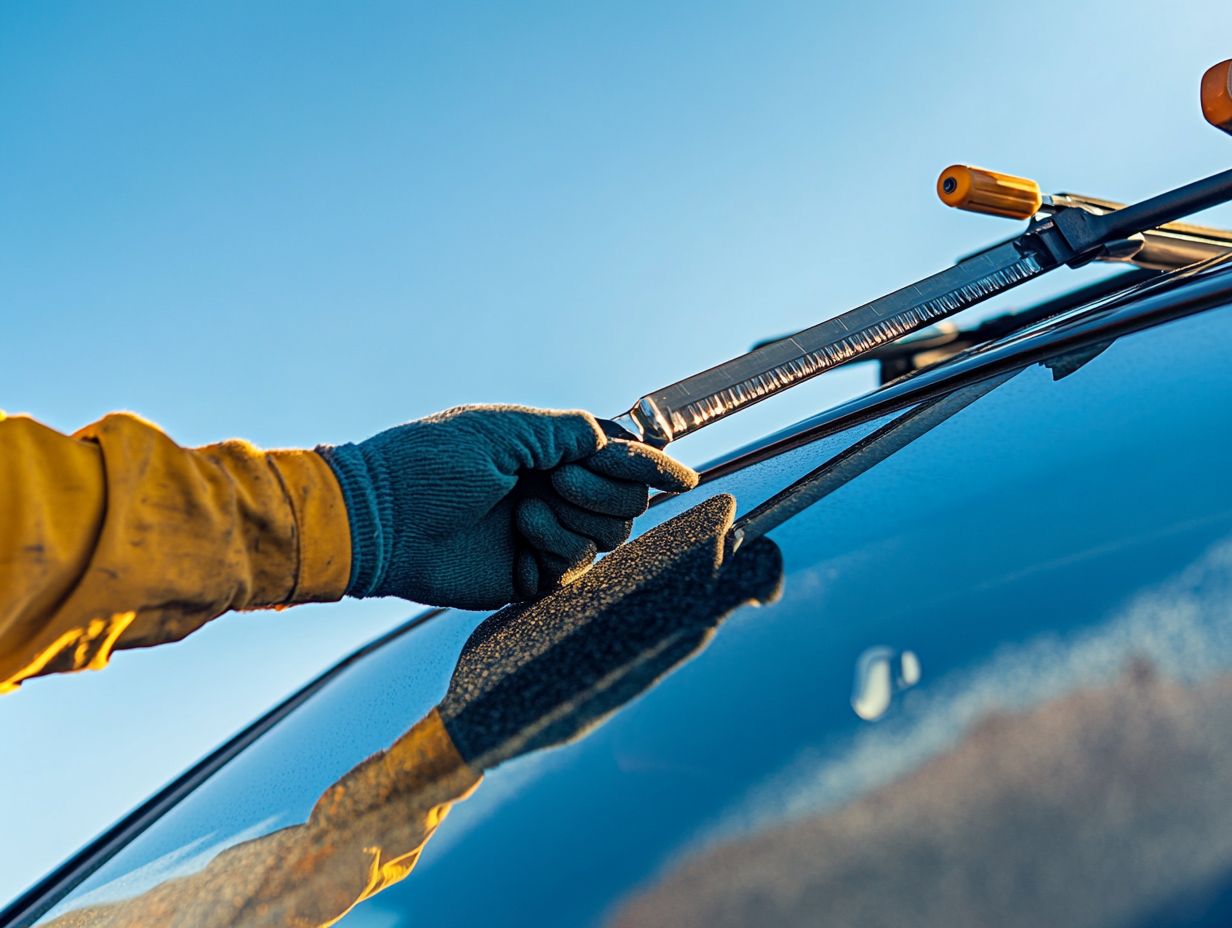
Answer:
[580,441,698,494]
[515,549,541,601]
[653,463,700,493]
[552,497,634,551]
[538,551,596,592]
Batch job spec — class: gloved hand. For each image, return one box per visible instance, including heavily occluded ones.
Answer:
[317,405,698,609]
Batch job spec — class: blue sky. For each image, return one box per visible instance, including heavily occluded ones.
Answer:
[3,0,1231,904]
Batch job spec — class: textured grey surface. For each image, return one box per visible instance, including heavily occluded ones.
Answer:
[440,493,782,770]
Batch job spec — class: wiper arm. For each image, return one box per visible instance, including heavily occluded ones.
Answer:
[951,184,1232,273]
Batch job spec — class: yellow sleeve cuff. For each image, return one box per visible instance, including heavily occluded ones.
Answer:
[268,449,352,603]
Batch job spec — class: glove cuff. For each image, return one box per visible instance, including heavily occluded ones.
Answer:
[315,443,393,597]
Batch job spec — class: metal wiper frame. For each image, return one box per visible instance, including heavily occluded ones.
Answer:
[858,268,1158,384]
[695,257,1232,484]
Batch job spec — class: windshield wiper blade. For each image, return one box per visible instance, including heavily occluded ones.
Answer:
[605,164,1232,448]
[862,268,1159,384]
[750,268,1162,385]
[610,239,1045,447]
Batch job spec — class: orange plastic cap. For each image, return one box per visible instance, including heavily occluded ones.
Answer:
[936,165,1042,220]
[1202,59,1232,134]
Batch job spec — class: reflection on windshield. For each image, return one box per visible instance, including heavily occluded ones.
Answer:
[616,662,1232,928]
[614,540,1232,928]
[850,646,922,722]
[42,496,783,927]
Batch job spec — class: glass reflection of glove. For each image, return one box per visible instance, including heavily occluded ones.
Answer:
[439,493,784,770]
[318,405,698,609]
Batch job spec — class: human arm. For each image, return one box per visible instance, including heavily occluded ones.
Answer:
[0,411,349,693]
[0,405,698,691]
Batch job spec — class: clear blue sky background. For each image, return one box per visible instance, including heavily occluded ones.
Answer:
[3,0,1231,904]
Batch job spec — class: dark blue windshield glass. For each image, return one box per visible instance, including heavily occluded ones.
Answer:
[38,303,1232,928]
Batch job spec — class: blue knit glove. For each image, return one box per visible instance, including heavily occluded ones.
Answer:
[317,405,698,609]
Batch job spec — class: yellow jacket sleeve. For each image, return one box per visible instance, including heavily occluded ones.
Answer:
[0,411,352,693]
[44,708,483,928]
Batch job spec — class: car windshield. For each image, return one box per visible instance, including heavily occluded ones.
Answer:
[30,292,1232,928]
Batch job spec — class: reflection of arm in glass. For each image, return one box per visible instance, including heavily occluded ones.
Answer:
[47,494,782,927]
[48,708,481,928]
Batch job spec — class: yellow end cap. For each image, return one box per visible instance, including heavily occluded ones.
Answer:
[937,165,1042,220]
[1202,59,1232,134]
